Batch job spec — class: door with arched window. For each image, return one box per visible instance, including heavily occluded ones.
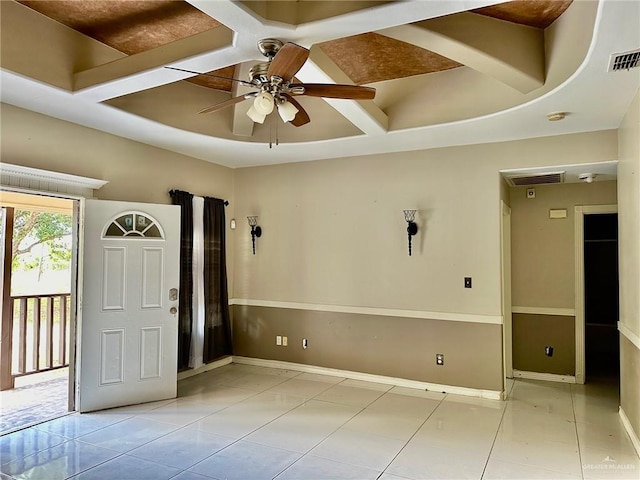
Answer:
[78,199,180,412]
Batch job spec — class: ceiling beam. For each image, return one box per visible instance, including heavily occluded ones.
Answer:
[294,0,511,46]
[72,0,510,104]
[297,46,388,135]
[74,26,236,102]
[379,12,545,94]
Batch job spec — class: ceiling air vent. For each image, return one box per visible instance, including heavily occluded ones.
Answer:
[608,49,640,71]
[504,171,565,187]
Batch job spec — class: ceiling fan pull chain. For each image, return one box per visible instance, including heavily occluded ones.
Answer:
[269,113,273,148]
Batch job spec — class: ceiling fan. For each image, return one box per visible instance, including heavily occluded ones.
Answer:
[166,38,376,127]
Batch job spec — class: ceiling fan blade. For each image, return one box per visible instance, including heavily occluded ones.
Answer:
[291,84,376,100]
[282,94,310,127]
[197,94,252,115]
[267,43,309,81]
[166,66,254,87]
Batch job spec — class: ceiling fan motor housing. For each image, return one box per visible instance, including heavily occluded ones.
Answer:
[257,38,284,59]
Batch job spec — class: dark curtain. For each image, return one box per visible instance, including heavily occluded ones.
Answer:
[169,189,194,370]
[203,196,233,362]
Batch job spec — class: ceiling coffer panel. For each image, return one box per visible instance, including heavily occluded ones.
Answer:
[318,33,462,85]
[472,0,573,29]
[18,0,221,55]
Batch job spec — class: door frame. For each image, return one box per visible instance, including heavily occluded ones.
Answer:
[501,201,513,387]
[0,186,86,411]
[574,204,618,385]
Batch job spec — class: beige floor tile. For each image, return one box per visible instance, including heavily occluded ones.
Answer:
[483,458,581,479]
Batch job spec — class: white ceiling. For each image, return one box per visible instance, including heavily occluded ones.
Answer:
[1,0,639,168]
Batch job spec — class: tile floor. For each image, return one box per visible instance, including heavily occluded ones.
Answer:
[1,363,638,479]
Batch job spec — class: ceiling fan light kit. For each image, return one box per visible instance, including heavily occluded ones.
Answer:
[253,92,275,115]
[173,38,376,145]
[277,99,299,122]
[246,105,266,124]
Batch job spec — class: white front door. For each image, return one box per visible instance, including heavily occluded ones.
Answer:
[78,199,180,412]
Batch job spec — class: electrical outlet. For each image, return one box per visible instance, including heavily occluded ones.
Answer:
[282,336,288,347]
[436,353,444,365]
[302,338,308,349]
[276,335,282,346]
[545,346,554,357]
[464,277,472,288]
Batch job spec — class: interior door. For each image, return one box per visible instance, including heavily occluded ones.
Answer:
[78,199,180,412]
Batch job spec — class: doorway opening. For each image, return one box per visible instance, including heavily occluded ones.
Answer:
[0,191,76,434]
[583,212,619,384]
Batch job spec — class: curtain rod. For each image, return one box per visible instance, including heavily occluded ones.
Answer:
[169,189,229,206]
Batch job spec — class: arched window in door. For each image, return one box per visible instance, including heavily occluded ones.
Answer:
[102,212,164,239]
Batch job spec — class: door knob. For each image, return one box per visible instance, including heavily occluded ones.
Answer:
[170,306,177,315]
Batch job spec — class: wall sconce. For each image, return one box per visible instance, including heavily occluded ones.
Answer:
[403,210,418,256]
[247,216,262,255]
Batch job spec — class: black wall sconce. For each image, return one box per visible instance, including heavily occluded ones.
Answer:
[247,216,262,255]
[403,209,418,256]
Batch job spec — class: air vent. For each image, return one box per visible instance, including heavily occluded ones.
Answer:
[504,172,565,187]
[608,49,640,71]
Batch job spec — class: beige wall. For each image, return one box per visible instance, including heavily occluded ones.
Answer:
[512,313,575,375]
[510,181,617,309]
[1,100,624,394]
[232,131,617,391]
[620,335,640,442]
[233,132,617,315]
[618,89,640,441]
[509,181,617,376]
[232,306,503,391]
[1,105,234,204]
[1,104,236,287]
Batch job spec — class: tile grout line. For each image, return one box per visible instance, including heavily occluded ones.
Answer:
[181,373,359,478]
[478,383,511,480]
[375,392,449,480]
[267,381,410,479]
[570,383,586,480]
[60,369,295,479]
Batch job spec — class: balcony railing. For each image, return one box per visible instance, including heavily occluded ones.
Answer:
[10,293,70,379]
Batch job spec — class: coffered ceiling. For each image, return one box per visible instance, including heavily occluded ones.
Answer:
[1,0,638,167]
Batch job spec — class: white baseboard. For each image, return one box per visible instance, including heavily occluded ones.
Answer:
[233,356,503,400]
[619,407,640,458]
[513,370,576,384]
[177,356,232,381]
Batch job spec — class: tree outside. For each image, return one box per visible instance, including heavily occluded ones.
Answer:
[7,209,73,373]
[11,210,72,296]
